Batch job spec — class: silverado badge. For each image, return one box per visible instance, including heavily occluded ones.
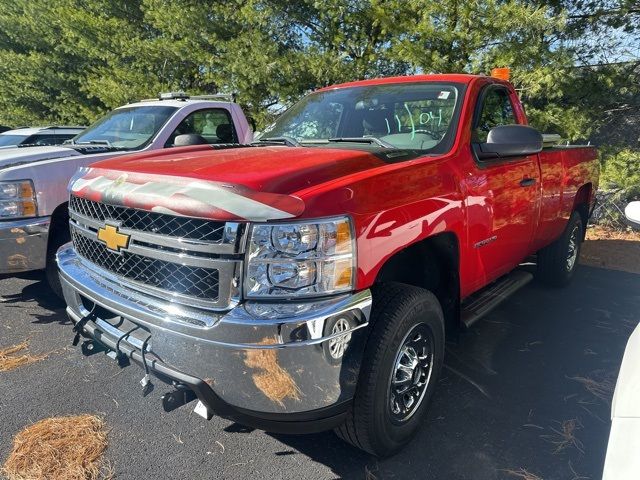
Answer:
[97,224,130,252]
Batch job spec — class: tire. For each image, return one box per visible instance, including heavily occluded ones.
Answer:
[335,282,445,457]
[45,210,70,299]
[536,211,583,287]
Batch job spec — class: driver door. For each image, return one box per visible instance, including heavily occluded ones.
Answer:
[464,85,541,286]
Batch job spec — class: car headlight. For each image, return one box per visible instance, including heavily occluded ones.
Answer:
[245,217,355,298]
[0,180,37,219]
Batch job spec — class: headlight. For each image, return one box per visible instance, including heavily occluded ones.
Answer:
[245,217,355,298]
[0,180,37,218]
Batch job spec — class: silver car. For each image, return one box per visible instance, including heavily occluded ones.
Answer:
[0,126,85,148]
[0,93,253,294]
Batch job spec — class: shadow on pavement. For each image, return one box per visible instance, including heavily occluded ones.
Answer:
[3,263,638,479]
[0,270,68,324]
[266,266,640,480]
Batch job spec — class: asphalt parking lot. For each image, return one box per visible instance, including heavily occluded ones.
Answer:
[1,265,639,480]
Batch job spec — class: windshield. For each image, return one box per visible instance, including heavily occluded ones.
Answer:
[71,106,178,150]
[0,135,28,147]
[259,83,463,152]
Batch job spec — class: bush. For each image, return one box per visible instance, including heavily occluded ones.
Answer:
[600,148,640,193]
[591,148,640,229]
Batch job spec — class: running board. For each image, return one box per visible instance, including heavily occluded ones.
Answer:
[461,270,533,328]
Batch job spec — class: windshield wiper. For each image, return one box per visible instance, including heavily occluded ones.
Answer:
[17,143,53,148]
[328,137,395,148]
[254,136,301,147]
[74,140,114,148]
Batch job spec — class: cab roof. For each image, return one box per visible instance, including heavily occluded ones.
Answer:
[123,92,238,109]
[117,99,237,109]
[317,74,487,92]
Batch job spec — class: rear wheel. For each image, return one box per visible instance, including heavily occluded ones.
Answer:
[536,211,583,287]
[335,283,444,457]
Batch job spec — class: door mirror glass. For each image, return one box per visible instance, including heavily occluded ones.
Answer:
[625,202,640,229]
[475,125,543,160]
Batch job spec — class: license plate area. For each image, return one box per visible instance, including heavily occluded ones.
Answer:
[95,318,149,351]
[80,294,151,351]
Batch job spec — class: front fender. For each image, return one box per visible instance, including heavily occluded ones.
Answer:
[297,157,465,290]
[0,151,122,216]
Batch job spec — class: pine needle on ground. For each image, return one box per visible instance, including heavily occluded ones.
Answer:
[0,341,47,372]
[542,419,585,455]
[244,337,302,406]
[2,414,109,480]
[501,468,543,480]
[569,371,616,404]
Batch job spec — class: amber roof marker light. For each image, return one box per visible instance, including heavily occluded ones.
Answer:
[491,67,511,81]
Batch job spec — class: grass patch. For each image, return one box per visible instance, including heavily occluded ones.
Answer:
[2,415,109,480]
[581,226,640,274]
[0,341,47,372]
[586,226,640,242]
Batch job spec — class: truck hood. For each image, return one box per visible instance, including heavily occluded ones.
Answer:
[90,145,387,193]
[73,145,390,221]
[0,145,80,170]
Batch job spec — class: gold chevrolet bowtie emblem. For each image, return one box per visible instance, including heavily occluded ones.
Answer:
[97,224,130,252]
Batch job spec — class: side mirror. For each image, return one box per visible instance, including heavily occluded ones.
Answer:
[625,201,640,229]
[475,125,543,160]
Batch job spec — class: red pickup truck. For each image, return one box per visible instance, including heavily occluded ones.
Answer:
[57,74,598,456]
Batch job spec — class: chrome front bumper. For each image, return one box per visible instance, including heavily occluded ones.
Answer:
[0,216,50,274]
[57,244,372,422]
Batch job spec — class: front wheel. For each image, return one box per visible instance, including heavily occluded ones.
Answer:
[335,283,444,457]
[45,212,70,299]
[536,211,583,287]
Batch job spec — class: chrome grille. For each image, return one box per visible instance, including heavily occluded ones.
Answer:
[69,195,226,242]
[72,230,220,301]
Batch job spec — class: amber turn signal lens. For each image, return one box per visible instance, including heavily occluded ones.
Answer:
[334,261,353,289]
[19,182,35,199]
[22,201,37,217]
[335,219,353,254]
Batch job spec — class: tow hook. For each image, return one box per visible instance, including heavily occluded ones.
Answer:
[161,385,197,413]
[80,339,109,356]
[72,310,97,346]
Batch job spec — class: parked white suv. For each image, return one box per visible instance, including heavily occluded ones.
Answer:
[602,201,640,479]
[0,126,85,148]
[0,92,253,294]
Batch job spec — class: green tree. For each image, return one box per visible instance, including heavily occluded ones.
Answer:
[0,0,159,125]
[141,0,314,125]
[0,0,637,144]
[0,1,97,125]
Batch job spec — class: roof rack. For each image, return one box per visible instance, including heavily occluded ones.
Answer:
[139,92,238,103]
[191,93,237,103]
[159,91,190,101]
